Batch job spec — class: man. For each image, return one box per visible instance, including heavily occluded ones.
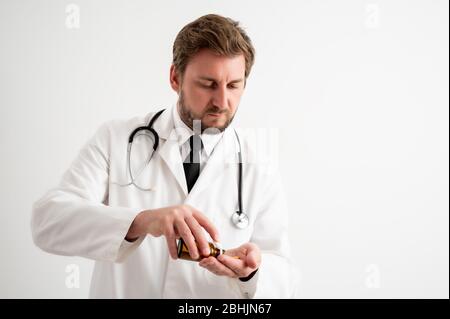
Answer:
[31,14,298,298]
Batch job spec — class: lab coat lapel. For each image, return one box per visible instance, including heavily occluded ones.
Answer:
[188,128,237,198]
[152,107,188,196]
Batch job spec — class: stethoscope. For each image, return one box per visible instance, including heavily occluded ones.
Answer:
[115,109,249,229]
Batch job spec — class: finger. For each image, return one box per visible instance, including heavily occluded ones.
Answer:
[174,220,199,259]
[185,217,210,257]
[217,254,249,277]
[164,226,178,260]
[242,243,261,268]
[199,257,237,278]
[192,210,220,242]
[246,249,259,269]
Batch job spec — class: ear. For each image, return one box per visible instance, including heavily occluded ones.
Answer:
[169,64,181,93]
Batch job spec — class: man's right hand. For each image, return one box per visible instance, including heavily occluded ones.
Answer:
[125,205,220,260]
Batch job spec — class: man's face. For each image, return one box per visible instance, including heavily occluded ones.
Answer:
[170,48,246,132]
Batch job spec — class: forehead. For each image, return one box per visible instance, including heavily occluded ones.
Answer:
[184,48,245,80]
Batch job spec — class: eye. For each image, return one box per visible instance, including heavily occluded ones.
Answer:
[200,82,216,89]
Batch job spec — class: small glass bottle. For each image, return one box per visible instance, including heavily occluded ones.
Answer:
[177,239,225,261]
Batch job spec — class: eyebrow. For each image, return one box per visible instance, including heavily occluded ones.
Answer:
[197,76,244,84]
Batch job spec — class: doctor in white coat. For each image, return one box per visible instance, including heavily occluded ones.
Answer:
[31,14,299,298]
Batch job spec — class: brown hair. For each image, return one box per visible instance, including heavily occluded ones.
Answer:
[172,14,255,81]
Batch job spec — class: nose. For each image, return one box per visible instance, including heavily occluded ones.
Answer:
[211,86,228,111]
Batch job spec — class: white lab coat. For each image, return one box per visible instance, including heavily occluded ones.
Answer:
[31,106,299,298]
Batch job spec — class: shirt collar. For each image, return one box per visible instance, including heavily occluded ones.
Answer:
[172,103,225,157]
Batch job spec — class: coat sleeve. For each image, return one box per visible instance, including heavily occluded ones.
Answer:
[231,168,301,298]
[31,121,144,263]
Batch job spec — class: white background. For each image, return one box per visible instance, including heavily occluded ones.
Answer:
[0,0,448,298]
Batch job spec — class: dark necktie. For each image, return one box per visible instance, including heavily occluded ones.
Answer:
[183,135,202,193]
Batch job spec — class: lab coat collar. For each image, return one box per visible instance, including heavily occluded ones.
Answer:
[150,104,187,194]
[151,105,174,140]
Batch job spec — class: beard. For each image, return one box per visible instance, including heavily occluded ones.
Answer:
[177,89,235,133]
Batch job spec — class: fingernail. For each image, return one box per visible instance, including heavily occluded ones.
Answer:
[203,248,210,256]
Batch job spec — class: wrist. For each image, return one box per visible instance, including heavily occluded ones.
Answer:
[125,210,147,242]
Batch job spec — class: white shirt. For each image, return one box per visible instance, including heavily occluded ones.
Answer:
[172,104,225,173]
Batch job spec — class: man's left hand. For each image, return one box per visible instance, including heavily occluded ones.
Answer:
[199,242,261,279]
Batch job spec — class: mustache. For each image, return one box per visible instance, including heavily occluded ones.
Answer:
[204,106,228,115]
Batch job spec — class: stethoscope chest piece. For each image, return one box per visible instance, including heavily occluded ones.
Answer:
[231,211,249,229]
